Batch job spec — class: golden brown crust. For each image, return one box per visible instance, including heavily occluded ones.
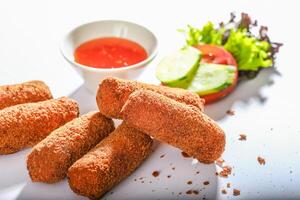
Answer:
[27,111,114,183]
[67,123,153,199]
[120,90,225,164]
[96,77,204,118]
[0,80,53,110]
[0,97,79,154]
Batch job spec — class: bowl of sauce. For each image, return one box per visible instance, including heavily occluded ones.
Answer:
[61,20,158,93]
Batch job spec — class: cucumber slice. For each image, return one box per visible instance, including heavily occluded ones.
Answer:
[156,46,201,88]
[187,63,236,95]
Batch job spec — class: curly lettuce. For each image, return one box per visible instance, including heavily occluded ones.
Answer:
[180,13,282,79]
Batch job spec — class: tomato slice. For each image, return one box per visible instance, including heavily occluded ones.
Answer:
[194,44,238,104]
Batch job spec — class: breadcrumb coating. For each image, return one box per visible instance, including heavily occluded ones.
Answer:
[27,111,114,183]
[0,97,79,154]
[0,80,53,110]
[67,123,153,199]
[96,77,204,118]
[121,90,225,164]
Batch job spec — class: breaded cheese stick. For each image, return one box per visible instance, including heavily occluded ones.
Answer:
[121,90,225,164]
[96,77,204,118]
[27,111,114,183]
[68,123,153,199]
[0,97,79,154]
[0,80,52,110]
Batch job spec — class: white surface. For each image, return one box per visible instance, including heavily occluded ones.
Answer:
[0,0,299,200]
[61,19,158,93]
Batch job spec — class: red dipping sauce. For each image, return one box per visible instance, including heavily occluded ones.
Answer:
[74,37,148,69]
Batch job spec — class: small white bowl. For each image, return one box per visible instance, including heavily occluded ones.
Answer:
[60,20,158,93]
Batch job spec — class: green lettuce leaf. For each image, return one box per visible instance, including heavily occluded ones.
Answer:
[180,13,282,79]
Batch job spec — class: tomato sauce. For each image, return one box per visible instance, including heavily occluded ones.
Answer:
[74,37,148,69]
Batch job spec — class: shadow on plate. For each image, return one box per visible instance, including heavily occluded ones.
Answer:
[16,180,85,200]
[0,150,30,189]
[205,68,279,121]
[102,141,219,200]
[68,85,98,115]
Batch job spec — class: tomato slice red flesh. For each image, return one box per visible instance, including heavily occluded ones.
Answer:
[193,44,238,104]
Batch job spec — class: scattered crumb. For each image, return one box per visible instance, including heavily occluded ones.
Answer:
[221,189,227,194]
[257,156,266,165]
[227,183,231,188]
[152,171,160,177]
[160,154,165,158]
[179,192,182,195]
[203,181,210,185]
[290,170,293,174]
[139,177,144,180]
[167,175,171,178]
[226,109,235,116]
[215,172,219,176]
[219,166,232,178]
[110,191,114,195]
[216,158,225,167]
[187,180,193,185]
[141,181,144,183]
[186,190,193,195]
[233,189,240,196]
[134,179,137,181]
[239,134,247,141]
[172,167,176,170]
[196,171,200,174]
[193,190,199,195]
[149,181,152,184]
[181,151,190,158]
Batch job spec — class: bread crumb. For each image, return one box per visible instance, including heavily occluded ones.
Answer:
[203,181,210,185]
[239,134,247,141]
[221,189,227,194]
[152,171,160,177]
[219,166,232,178]
[227,183,231,188]
[233,189,240,196]
[257,156,266,165]
[226,109,235,116]
[160,154,165,158]
[193,190,199,195]
[167,175,171,178]
[187,180,193,185]
[186,190,193,195]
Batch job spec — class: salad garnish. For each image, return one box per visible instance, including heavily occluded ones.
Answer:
[179,12,283,79]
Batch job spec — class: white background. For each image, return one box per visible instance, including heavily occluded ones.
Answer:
[0,0,299,199]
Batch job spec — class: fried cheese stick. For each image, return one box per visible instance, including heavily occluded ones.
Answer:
[96,77,204,118]
[27,111,114,183]
[0,80,52,110]
[121,90,225,164]
[68,123,152,199]
[0,97,79,154]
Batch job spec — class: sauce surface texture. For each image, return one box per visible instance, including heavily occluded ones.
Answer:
[74,37,147,68]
